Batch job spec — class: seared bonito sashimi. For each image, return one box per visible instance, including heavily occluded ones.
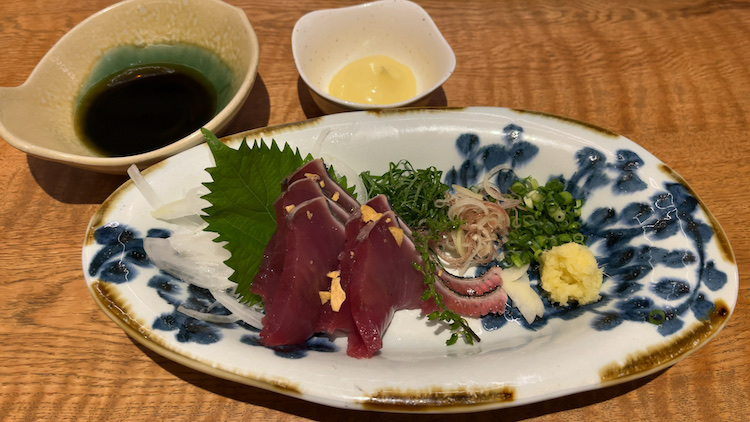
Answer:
[251,159,507,358]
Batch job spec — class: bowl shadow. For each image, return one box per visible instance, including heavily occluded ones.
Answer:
[28,156,128,205]
[220,73,271,136]
[131,337,665,421]
[297,76,448,119]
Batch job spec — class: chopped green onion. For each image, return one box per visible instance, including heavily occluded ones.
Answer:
[558,233,572,243]
[648,309,666,325]
[545,178,564,191]
[557,191,573,205]
[551,208,566,222]
[502,176,587,267]
[510,181,525,195]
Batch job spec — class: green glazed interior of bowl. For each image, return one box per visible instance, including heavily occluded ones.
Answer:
[80,43,236,111]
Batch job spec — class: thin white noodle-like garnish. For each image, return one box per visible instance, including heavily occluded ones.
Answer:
[309,128,332,157]
[210,288,264,328]
[308,128,369,200]
[128,155,267,330]
[176,305,240,324]
[151,186,210,220]
[143,237,235,291]
[127,164,164,210]
[320,153,369,201]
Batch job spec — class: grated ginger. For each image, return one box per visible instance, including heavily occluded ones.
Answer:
[539,242,603,306]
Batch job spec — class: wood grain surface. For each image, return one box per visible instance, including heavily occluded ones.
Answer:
[1,0,748,420]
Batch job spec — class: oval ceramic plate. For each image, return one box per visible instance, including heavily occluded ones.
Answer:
[82,107,738,413]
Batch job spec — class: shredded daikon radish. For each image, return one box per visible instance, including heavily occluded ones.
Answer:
[321,153,369,201]
[176,305,240,324]
[166,231,230,262]
[144,237,235,291]
[309,128,332,157]
[127,164,164,209]
[151,186,210,220]
[307,128,368,200]
[210,288,264,328]
[129,164,264,329]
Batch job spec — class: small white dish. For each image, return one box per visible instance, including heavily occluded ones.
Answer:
[292,0,455,114]
[0,0,259,174]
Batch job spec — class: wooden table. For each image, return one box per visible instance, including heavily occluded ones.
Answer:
[1,0,748,420]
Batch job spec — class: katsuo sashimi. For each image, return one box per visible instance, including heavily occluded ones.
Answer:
[135,131,597,359]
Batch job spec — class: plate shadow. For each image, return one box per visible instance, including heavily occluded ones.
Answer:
[131,337,665,421]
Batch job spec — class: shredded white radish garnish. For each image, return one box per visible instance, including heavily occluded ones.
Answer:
[144,237,235,291]
[321,153,368,201]
[307,128,369,200]
[128,164,265,329]
[309,128,332,157]
[167,231,229,260]
[176,305,240,324]
[151,186,210,220]
[210,289,265,328]
[127,164,164,210]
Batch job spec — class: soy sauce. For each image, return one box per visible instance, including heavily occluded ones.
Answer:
[75,63,217,157]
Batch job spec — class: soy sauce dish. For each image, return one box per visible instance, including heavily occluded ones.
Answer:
[0,0,259,174]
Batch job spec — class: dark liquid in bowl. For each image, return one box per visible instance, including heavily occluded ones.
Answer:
[75,64,217,157]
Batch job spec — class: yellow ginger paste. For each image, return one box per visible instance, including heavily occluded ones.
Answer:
[539,242,603,306]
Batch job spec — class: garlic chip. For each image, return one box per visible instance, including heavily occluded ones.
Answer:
[304,172,320,181]
[330,276,346,312]
[360,204,382,223]
[388,226,404,247]
[319,270,346,311]
[319,291,331,305]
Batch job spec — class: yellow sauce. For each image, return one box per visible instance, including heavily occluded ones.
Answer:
[328,55,416,105]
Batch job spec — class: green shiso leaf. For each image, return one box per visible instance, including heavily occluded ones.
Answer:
[328,164,357,198]
[200,129,308,304]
